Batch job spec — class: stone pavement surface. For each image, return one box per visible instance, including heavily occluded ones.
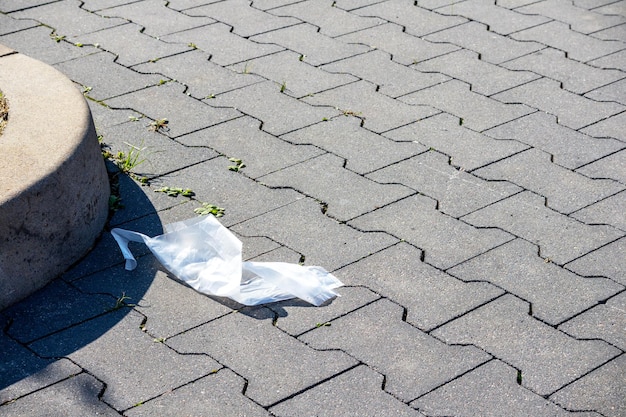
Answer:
[1,0,625,415]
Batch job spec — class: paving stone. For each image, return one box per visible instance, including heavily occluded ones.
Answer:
[231,198,398,271]
[1,373,119,416]
[0,0,60,13]
[572,0,618,9]
[335,243,503,331]
[475,148,625,213]
[186,0,300,37]
[493,78,625,130]
[400,79,534,132]
[228,49,357,98]
[415,0,461,8]
[176,116,323,179]
[81,0,142,11]
[590,23,626,41]
[303,80,440,133]
[572,190,626,230]
[100,0,215,37]
[30,309,220,411]
[323,49,450,98]
[518,0,625,34]
[301,299,491,401]
[210,81,338,136]
[425,21,544,64]
[503,47,625,95]
[488,0,539,7]
[449,238,624,325]
[581,111,626,141]
[436,0,550,34]
[250,0,304,10]
[559,291,626,350]
[0,12,38,35]
[412,359,589,417]
[281,116,427,174]
[246,245,302,263]
[594,0,626,16]
[413,49,538,96]
[462,191,624,265]
[350,194,513,269]
[338,22,459,66]
[585,78,626,105]
[369,150,522,217]
[334,0,388,9]
[125,369,272,417]
[550,355,626,417]
[588,49,626,71]
[160,22,284,66]
[512,21,624,62]
[484,112,625,170]
[577,148,626,183]
[431,294,621,396]
[566,237,626,284]
[270,0,386,37]
[252,22,372,66]
[0,333,81,405]
[104,82,241,138]
[167,307,357,407]
[271,365,427,416]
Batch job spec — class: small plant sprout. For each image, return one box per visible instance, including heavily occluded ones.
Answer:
[51,34,65,43]
[149,57,160,63]
[228,157,246,172]
[153,337,166,343]
[322,117,329,121]
[206,93,215,99]
[149,118,169,132]
[154,187,195,198]
[158,79,168,85]
[115,142,147,174]
[108,292,135,311]
[299,54,306,61]
[188,42,197,49]
[243,62,252,74]
[108,194,124,212]
[128,115,141,122]
[280,80,287,93]
[316,322,331,327]
[194,203,225,217]
[82,85,92,94]
[341,109,362,117]
[74,42,84,47]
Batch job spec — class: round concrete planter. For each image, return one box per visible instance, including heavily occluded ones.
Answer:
[0,45,109,310]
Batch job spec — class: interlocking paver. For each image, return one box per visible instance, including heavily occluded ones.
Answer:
[412,49,538,96]
[335,243,503,331]
[580,111,626,141]
[448,238,624,325]
[350,194,514,269]
[81,0,142,11]
[487,0,540,8]
[322,49,450,98]
[250,0,307,10]
[415,0,460,8]
[588,49,626,71]
[484,112,625,170]
[577,148,626,183]
[399,79,535,131]
[301,299,491,401]
[585,78,626,104]
[258,153,414,221]
[270,365,427,416]
[167,0,225,10]
[493,78,625,130]
[334,0,392,9]
[566,237,626,284]
[167,307,358,407]
[550,355,626,417]
[424,21,544,64]
[0,0,60,13]
[0,12,37,35]
[368,150,522,217]
[572,0,618,9]
[572,190,626,230]
[431,294,621,396]
[503,47,625,94]
[462,191,624,264]
[590,24,626,41]
[594,0,626,16]
[338,22,459,66]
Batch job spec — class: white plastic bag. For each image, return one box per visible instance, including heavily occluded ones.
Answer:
[110,215,342,306]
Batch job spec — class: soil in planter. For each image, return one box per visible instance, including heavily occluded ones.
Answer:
[0,90,7,137]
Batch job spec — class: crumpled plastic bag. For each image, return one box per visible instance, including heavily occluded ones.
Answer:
[110,215,342,306]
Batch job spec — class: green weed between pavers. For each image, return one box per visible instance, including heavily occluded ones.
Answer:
[194,203,225,217]
[154,186,195,198]
[228,157,246,172]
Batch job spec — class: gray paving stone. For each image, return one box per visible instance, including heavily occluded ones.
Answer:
[350,194,514,269]
[550,355,626,417]
[588,49,626,71]
[415,0,461,8]
[228,49,357,98]
[246,245,302,263]
[449,238,624,325]
[436,0,550,34]
[271,0,386,37]
[301,298,491,401]
[572,190,626,230]
[559,291,626,350]
[462,191,624,265]
[591,23,626,41]
[167,307,358,407]
[412,49,538,96]
[82,0,142,11]
[585,78,626,105]
[0,0,59,13]
[104,82,241,138]
[412,359,588,417]
[258,153,414,221]
[323,49,450,98]
[335,243,503,331]
[581,111,626,141]
[271,365,427,416]
[1,373,119,416]
[503,47,625,95]
[573,0,618,9]
[577,148,626,183]
[250,0,304,10]
[303,80,440,133]
[512,21,624,62]
[338,22,459,66]
[594,0,626,16]
[431,294,621,396]
[0,13,38,35]
[518,0,625,34]
[232,198,398,271]
[176,116,323,179]
[368,150,522,217]
[125,369,272,417]
[399,79,534,132]
[160,22,284,66]
[566,237,626,284]
[334,0,388,9]
[281,116,427,174]
[425,21,544,64]
[484,112,625,170]
[493,78,625,130]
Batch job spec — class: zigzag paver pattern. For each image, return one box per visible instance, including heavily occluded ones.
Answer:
[0,0,624,415]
